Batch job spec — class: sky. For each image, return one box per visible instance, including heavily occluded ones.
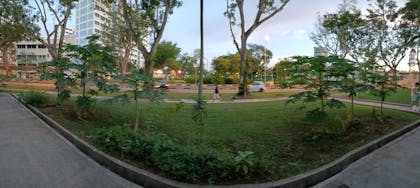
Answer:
[64,0,409,70]
[159,0,408,70]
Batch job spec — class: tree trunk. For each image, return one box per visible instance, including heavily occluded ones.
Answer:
[119,47,131,75]
[1,48,10,78]
[351,95,354,121]
[144,58,155,90]
[380,100,384,116]
[238,36,248,96]
[135,98,139,130]
[391,67,398,87]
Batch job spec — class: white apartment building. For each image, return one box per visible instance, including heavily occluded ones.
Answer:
[75,0,141,67]
[314,47,329,57]
[16,41,52,65]
[15,28,76,66]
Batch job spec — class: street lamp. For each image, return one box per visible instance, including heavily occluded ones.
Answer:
[264,35,270,83]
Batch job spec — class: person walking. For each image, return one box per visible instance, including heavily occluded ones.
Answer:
[213,84,220,100]
[411,82,419,111]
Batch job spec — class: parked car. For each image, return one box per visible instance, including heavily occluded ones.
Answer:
[250,81,266,92]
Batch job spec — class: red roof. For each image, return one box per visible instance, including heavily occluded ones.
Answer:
[0,65,18,70]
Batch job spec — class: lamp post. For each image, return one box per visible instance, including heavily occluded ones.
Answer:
[264,35,270,83]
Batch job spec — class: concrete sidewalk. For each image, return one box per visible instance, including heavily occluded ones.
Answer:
[313,125,420,188]
[0,93,140,188]
[334,97,417,114]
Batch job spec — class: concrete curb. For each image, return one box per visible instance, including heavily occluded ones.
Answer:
[11,93,420,188]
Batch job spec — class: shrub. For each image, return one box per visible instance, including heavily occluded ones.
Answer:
[19,91,49,107]
[91,126,256,183]
[93,126,132,153]
[76,95,96,117]
[184,75,196,84]
[203,74,216,84]
[224,77,234,84]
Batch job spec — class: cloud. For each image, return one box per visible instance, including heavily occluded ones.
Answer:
[293,29,308,40]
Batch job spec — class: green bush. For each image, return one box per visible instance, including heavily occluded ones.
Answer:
[76,95,96,117]
[19,91,49,107]
[203,74,216,84]
[224,77,232,84]
[92,126,257,183]
[94,126,132,153]
[184,75,196,84]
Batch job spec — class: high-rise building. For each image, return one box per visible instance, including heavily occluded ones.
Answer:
[75,0,141,68]
[314,47,328,57]
[63,28,76,45]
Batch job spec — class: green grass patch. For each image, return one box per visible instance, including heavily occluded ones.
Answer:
[164,91,295,100]
[36,96,419,184]
[334,88,411,105]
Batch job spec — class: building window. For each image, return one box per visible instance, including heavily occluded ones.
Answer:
[17,45,26,48]
[38,45,45,48]
[27,45,36,49]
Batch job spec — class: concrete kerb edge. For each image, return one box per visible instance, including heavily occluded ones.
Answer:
[10,93,420,188]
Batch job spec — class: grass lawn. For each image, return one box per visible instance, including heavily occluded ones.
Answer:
[0,82,55,91]
[38,97,420,183]
[334,88,411,105]
[163,91,296,100]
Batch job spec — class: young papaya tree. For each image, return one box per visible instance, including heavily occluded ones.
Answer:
[331,58,374,121]
[368,69,397,116]
[41,56,76,105]
[118,73,163,130]
[63,36,119,117]
[287,56,346,126]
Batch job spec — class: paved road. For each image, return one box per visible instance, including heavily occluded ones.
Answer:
[335,98,414,113]
[313,125,420,188]
[0,93,140,188]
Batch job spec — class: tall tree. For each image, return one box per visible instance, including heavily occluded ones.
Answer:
[213,53,241,79]
[247,43,272,78]
[310,0,366,59]
[0,0,36,78]
[367,0,417,80]
[225,0,290,96]
[179,53,197,77]
[33,0,75,59]
[399,0,420,75]
[121,0,182,90]
[102,2,136,75]
[154,41,181,69]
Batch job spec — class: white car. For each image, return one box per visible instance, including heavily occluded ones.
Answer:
[250,81,266,92]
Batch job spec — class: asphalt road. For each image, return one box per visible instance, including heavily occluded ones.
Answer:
[0,93,140,188]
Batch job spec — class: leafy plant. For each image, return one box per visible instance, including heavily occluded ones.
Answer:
[41,57,76,105]
[234,151,255,176]
[19,91,49,107]
[92,126,254,183]
[118,72,164,130]
[369,71,398,116]
[61,35,119,117]
[287,56,346,126]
